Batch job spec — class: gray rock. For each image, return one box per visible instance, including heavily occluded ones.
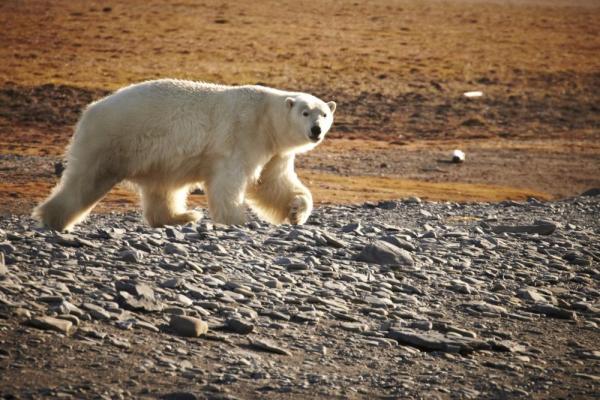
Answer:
[517,287,547,303]
[160,392,199,400]
[53,301,86,318]
[450,280,472,294]
[165,227,185,240]
[248,338,292,356]
[320,232,349,248]
[115,280,155,300]
[492,221,556,235]
[0,252,7,278]
[356,240,414,266]
[0,242,16,255]
[82,303,111,320]
[387,329,489,353]
[118,291,163,313]
[338,322,369,333]
[165,242,189,257]
[108,336,131,349]
[462,301,507,315]
[26,316,74,335]
[563,252,592,266]
[161,277,185,289]
[380,235,416,252]
[170,315,208,337]
[119,249,142,263]
[528,304,576,320]
[225,318,254,334]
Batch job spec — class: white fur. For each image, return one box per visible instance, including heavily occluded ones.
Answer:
[33,79,336,231]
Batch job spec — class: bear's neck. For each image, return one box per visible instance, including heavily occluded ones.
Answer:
[260,95,294,156]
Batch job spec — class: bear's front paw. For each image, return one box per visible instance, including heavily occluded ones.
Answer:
[288,196,312,225]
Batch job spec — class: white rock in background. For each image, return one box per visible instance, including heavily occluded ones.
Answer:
[452,149,466,163]
[463,91,483,98]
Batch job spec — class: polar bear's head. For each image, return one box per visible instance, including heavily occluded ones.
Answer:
[284,94,336,153]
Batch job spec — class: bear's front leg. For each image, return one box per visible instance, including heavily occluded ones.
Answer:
[246,155,314,225]
[288,194,313,225]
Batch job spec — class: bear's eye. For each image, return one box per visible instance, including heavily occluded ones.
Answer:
[302,111,309,117]
[322,113,327,118]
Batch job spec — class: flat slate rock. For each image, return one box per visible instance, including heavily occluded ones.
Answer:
[0,252,8,278]
[491,222,556,235]
[115,279,155,300]
[160,393,199,400]
[248,338,292,356]
[117,291,163,313]
[356,240,414,266]
[528,304,576,320]
[225,318,254,334]
[26,316,74,335]
[387,328,489,354]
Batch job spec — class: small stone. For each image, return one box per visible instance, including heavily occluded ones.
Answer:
[388,328,488,353]
[225,318,254,334]
[108,336,131,349]
[170,315,208,337]
[450,280,472,295]
[517,287,547,303]
[380,235,416,252]
[462,301,507,315]
[320,232,348,248]
[165,243,189,257]
[528,304,576,320]
[135,320,160,333]
[248,338,292,356]
[26,316,74,335]
[118,291,163,313]
[563,252,592,267]
[115,280,155,300]
[82,303,111,320]
[119,249,141,263]
[13,308,31,318]
[338,322,369,333]
[165,227,185,240]
[161,277,185,289]
[356,240,414,266]
[265,280,282,289]
[0,242,15,255]
[492,221,556,235]
[0,252,7,278]
[160,392,198,400]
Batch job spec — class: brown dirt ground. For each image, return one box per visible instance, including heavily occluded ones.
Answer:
[1,0,599,216]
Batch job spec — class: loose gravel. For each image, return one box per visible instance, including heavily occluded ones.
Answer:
[0,195,599,399]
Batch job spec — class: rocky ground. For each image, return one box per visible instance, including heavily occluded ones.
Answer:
[1,194,599,399]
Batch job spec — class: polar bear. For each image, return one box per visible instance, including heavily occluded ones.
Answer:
[33,79,336,231]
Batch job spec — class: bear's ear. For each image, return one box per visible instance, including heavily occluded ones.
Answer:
[327,101,337,114]
[285,97,295,109]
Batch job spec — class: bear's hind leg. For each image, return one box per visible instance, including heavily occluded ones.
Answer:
[205,167,247,225]
[33,166,120,231]
[140,185,202,227]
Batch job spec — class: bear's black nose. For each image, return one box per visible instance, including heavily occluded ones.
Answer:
[311,126,321,136]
